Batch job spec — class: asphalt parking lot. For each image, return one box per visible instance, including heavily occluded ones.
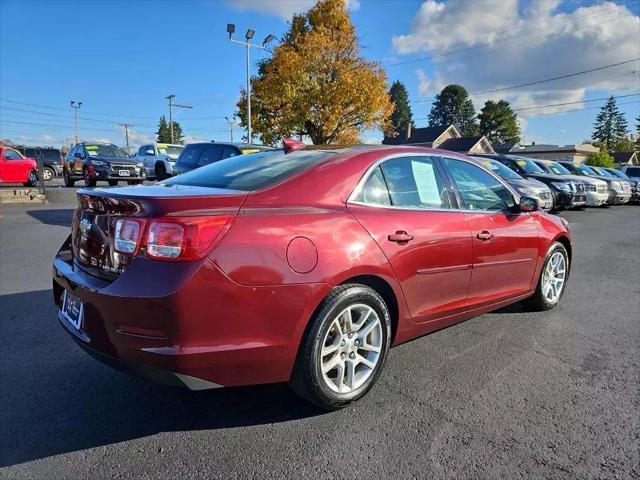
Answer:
[0,202,638,479]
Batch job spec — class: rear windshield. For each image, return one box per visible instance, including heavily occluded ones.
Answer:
[166,149,335,191]
[477,159,522,180]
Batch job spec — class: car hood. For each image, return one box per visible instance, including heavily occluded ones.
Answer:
[506,178,548,190]
[522,172,569,183]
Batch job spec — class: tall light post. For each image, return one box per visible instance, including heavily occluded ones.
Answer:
[70,101,82,145]
[227,24,276,143]
[166,94,193,143]
[119,123,133,154]
[225,116,236,142]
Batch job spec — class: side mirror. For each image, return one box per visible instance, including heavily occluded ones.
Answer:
[74,152,83,159]
[145,150,155,156]
[519,196,539,212]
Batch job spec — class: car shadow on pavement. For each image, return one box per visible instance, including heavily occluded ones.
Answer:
[26,208,74,228]
[0,289,324,467]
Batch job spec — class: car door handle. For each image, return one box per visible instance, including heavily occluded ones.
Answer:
[388,231,414,243]
[476,231,494,241]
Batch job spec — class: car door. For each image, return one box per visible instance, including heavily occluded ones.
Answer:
[1,148,28,182]
[348,155,473,323]
[441,157,540,308]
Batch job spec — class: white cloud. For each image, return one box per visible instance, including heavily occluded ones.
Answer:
[225,0,360,20]
[395,0,640,139]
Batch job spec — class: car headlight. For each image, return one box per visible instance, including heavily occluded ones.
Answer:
[517,187,537,196]
[137,162,144,167]
[91,160,107,166]
[552,182,571,191]
[611,180,622,191]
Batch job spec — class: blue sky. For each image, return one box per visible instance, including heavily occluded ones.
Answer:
[1,0,638,149]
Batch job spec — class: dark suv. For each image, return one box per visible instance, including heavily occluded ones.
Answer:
[16,146,63,181]
[173,142,275,176]
[64,142,146,187]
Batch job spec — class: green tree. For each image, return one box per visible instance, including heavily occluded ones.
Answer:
[585,151,614,168]
[477,100,520,144]
[236,0,393,145]
[388,80,413,136]
[156,115,184,144]
[592,96,628,153]
[614,134,635,153]
[428,84,478,135]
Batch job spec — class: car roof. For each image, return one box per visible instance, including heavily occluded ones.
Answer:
[184,142,276,149]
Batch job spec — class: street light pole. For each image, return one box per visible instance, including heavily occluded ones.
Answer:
[119,123,133,154]
[227,24,276,143]
[166,95,193,143]
[70,101,82,145]
[225,116,235,142]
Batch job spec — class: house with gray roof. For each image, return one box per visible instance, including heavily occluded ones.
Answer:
[508,143,599,164]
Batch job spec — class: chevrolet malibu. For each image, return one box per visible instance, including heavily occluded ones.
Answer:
[53,146,572,410]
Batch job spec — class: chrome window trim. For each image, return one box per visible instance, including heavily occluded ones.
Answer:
[347,152,524,216]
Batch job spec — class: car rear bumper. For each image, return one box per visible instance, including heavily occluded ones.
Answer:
[52,240,330,389]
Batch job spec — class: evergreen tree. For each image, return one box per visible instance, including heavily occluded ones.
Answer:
[156,115,184,144]
[478,100,520,144]
[592,96,628,153]
[428,84,478,135]
[388,80,413,136]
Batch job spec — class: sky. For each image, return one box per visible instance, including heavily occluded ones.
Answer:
[1,0,639,150]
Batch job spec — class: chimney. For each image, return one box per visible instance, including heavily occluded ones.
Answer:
[405,122,412,141]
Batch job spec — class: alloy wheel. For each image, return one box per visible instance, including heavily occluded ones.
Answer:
[320,304,382,393]
[42,168,52,181]
[541,251,566,303]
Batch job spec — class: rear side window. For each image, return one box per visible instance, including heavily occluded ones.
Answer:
[177,146,203,167]
[376,156,448,209]
[353,167,391,206]
[167,150,333,191]
[624,167,640,177]
[198,146,223,166]
[222,146,239,159]
[444,158,515,211]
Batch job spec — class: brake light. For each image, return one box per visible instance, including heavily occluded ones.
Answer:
[114,219,145,254]
[144,216,233,261]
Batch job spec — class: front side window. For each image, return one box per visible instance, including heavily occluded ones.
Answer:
[378,156,449,209]
[443,158,515,212]
[84,144,128,157]
[177,146,203,167]
[222,146,240,159]
[3,149,23,160]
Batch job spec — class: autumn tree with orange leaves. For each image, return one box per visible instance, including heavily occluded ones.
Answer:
[236,0,393,145]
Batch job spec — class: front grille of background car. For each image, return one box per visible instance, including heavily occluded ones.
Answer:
[597,184,607,193]
[111,164,136,172]
[622,183,631,192]
[575,183,585,192]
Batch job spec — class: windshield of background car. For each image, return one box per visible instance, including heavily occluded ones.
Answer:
[166,149,335,191]
[85,144,129,157]
[546,161,572,175]
[511,157,545,174]
[477,159,522,180]
[607,169,627,178]
[157,145,183,156]
[593,167,612,177]
[578,165,597,176]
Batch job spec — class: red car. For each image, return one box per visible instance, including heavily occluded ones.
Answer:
[53,145,572,409]
[0,146,38,186]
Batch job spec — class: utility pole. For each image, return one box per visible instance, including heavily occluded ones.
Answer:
[227,24,276,143]
[119,123,134,154]
[165,94,192,143]
[70,101,82,145]
[225,116,235,142]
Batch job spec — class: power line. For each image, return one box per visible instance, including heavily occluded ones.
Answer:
[512,93,640,112]
[1,99,160,120]
[519,100,639,119]
[470,58,640,95]
[385,4,630,68]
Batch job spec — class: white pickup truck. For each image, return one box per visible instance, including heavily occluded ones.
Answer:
[134,143,184,180]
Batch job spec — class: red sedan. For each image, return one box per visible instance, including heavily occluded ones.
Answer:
[0,146,38,186]
[53,145,572,409]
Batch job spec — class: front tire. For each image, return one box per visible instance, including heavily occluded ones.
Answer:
[63,170,75,187]
[155,163,167,180]
[23,170,38,187]
[42,167,55,181]
[525,242,569,311]
[83,169,96,187]
[290,284,391,410]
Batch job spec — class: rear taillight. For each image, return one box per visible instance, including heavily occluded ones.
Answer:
[114,216,232,261]
[114,219,145,254]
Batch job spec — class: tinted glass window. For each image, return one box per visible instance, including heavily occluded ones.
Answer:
[545,161,572,175]
[222,146,239,159]
[198,146,223,166]
[167,150,333,191]
[607,169,626,178]
[39,149,61,161]
[24,148,38,157]
[353,166,391,206]
[177,146,203,167]
[379,157,448,209]
[623,167,640,177]
[510,157,545,174]
[593,167,612,177]
[444,158,515,211]
[4,149,23,160]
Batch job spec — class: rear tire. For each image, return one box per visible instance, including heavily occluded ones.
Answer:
[525,242,569,311]
[42,167,55,181]
[290,284,391,410]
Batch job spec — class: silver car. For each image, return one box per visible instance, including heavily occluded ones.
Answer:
[534,160,608,207]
